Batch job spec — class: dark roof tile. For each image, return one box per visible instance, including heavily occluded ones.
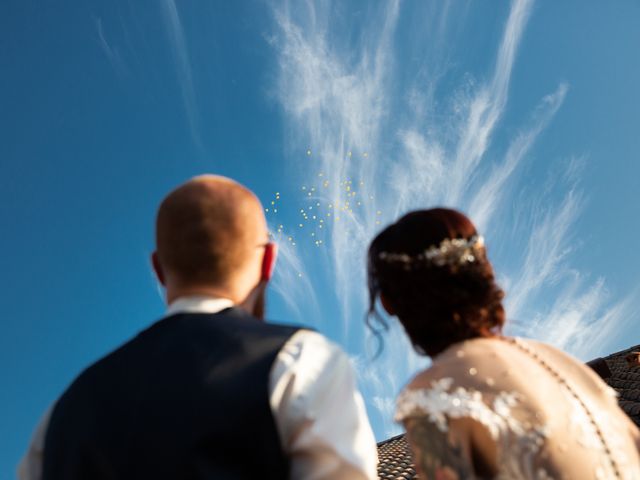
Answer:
[602,344,640,427]
[377,434,417,479]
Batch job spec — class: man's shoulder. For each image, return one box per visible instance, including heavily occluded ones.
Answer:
[148,309,317,359]
[61,310,313,390]
[52,310,312,405]
[275,329,350,371]
[137,308,303,339]
[210,307,312,337]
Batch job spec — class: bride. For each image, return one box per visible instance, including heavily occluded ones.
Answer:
[366,208,640,479]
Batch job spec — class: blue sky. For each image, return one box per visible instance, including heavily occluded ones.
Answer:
[2,0,640,475]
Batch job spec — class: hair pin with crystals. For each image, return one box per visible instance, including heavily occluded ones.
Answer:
[378,235,485,269]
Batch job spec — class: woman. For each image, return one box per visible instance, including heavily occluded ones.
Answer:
[367,208,640,479]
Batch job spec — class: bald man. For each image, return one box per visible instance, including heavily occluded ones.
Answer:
[19,176,378,480]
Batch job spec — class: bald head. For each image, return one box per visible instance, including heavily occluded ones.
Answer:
[155,175,267,289]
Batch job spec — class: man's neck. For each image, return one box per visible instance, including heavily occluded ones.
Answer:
[164,279,263,319]
[166,285,236,306]
[166,295,235,317]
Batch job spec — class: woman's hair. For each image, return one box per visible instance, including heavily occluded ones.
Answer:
[366,208,505,356]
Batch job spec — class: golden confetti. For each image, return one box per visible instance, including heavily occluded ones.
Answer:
[266,174,379,249]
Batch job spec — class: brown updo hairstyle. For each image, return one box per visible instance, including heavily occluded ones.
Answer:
[367,208,505,356]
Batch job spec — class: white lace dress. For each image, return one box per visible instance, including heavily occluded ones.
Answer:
[395,337,640,480]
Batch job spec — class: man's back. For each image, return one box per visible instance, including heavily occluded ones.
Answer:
[43,308,298,480]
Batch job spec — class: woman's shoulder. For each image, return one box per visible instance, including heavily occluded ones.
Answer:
[399,335,605,396]
[397,339,510,425]
[397,337,566,421]
[405,362,452,390]
[516,337,619,398]
[407,337,511,388]
[520,337,592,369]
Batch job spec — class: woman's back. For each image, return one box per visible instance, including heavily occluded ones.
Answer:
[396,337,640,479]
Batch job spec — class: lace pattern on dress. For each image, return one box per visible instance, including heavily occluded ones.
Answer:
[396,378,551,480]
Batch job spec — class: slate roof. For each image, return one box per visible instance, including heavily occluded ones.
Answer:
[376,434,416,479]
[376,344,640,479]
[592,345,640,426]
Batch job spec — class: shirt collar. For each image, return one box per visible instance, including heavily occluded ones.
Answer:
[166,295,235,317]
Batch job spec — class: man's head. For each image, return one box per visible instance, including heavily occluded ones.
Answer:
[152,175,275,316]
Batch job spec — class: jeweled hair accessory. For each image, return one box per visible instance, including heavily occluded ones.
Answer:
[378,235,485,269]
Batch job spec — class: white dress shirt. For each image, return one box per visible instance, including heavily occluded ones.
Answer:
[18,296,378,479]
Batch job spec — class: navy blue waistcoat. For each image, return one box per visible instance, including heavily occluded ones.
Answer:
[42,308,300,479]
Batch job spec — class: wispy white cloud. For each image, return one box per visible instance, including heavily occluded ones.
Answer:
[519,276,639,360]
[160,0,201,149]
[353,321,427,438]
[272,0,400,325]
[95,17,128,78]
[506,190,580,321]
[469,83,569,231]
[446,0,534,206]
[268,227,320,326]
[270,0,634,437]
[504,183,638,360]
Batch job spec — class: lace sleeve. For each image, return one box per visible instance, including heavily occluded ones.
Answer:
[396,378,552,480]
[395,377,521,439]
[403,415,476,480]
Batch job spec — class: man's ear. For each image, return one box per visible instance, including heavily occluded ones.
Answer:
[261,243,278,281]
[379,293,395,316]
[151,252,166,286]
